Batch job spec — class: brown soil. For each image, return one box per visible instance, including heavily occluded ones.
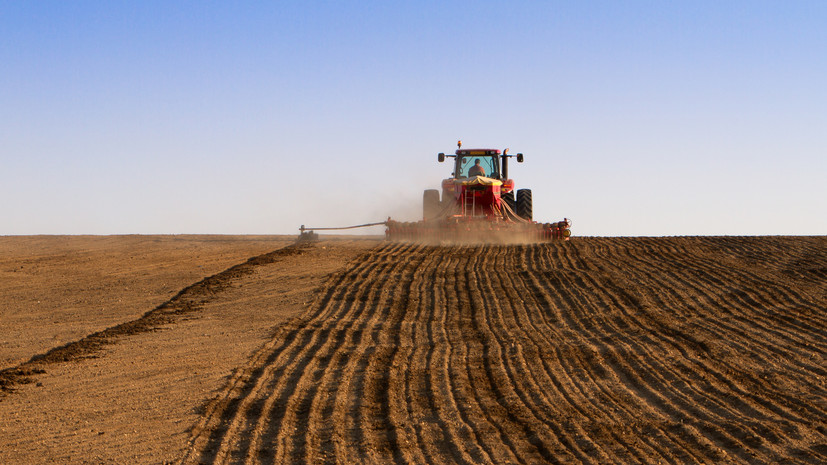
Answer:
[1,235,825,464]
[0,235,294,371]
[0,235,377,463]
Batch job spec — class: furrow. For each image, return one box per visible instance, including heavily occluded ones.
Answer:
[606,240,826,424]
[442,247,523,464]
[579,239,798,463]
[489,244,619,463]
[650,244,827,394]
[237,248,395,464]
[178,236,826,465]
[455,246,557,463]
[391,245,442,465]
[435,248,500,464]
[528,243,696,462]
[527,243,678,464]
[580,238,820,462]
[189,249,379,465]
[180,252,368,464]
[355,243,428,465]
[527,242,720,463]
[283,243,412,464]
[401,247,478,464]
[504,245,615,462]
[643,238,826,355]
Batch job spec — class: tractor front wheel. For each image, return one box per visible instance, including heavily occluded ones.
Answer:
[517,189,533,221]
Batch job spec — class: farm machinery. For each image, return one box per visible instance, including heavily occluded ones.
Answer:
[298,141,571,243]
[385,141,571,243]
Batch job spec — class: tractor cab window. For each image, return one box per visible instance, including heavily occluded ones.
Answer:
[458,156,497,178]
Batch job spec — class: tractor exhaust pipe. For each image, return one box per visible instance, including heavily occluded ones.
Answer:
[501,149,523,180]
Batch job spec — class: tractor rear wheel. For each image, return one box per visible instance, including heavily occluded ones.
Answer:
[423,189,440,221]
[517,189,533,221]
[501,191,516,219]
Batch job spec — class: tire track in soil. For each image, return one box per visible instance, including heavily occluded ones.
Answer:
[182,237,827,464]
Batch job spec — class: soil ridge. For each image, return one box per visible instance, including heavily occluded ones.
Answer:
[0,242,311,395]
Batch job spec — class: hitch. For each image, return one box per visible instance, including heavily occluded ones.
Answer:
[298,225,319,242]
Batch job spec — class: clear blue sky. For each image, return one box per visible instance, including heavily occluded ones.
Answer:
[2,1,825,236]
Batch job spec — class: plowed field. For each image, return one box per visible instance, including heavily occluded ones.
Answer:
[2,236,825,464]
[182,237,826,464]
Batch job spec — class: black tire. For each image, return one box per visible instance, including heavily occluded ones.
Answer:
[517,189,533,221]
[423,189,440,221]
[501,191,516,219]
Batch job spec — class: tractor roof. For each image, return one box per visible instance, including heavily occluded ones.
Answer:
[455,149,501,156]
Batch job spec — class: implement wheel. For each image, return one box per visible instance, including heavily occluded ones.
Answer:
[517,189,533,221]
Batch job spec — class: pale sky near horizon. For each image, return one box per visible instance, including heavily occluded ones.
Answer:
[2,1,825,236]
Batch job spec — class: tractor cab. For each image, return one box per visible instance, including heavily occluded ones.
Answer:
[437,142,523,181]
[434,142,526,220]
[454,150,501,179]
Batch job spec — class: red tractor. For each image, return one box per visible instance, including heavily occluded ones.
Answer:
[425,144,530,222]
[386,141,571,242]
